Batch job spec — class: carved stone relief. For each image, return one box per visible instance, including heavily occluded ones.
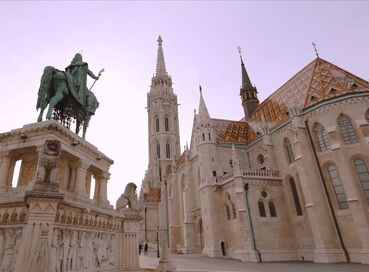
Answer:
[51,228,116,271]
[0,227,23,272]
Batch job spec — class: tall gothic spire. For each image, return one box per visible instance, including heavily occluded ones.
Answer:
[238,47,259,120]
[198,85,210,120]
[156,35,167,76]
[241,56,253,90]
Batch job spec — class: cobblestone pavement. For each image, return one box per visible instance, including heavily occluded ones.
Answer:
[140,253,369,272]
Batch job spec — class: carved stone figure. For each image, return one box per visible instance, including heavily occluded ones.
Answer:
[37,139,61,184]
[116,182,139,211]
[0,228,22,272]
[29,226,50,272]
[50,229,61,272]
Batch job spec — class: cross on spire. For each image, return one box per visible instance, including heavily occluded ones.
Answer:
[312,42,319,58]
[237,46,243,63]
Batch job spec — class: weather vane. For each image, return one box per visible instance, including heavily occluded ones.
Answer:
[312,42,319,58]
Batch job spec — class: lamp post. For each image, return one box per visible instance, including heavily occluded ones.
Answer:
[156,226,160,258]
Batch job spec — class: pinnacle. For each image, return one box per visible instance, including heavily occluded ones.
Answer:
[156,35,167,76]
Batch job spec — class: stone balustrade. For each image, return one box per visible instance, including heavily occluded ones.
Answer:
[216,169,281,185]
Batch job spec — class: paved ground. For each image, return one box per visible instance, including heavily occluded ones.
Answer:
[140,252,369,272]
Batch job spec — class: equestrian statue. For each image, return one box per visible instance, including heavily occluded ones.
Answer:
[36,53,104,138]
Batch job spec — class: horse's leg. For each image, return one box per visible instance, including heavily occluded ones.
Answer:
[82,116,91,139]
[46,80,67,120]
[75,120,80,135]
[37,107,44,122]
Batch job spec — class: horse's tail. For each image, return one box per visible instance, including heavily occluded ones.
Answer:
[36,66,55,110]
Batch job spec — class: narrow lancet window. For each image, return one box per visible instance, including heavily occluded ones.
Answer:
[338,115,358,145]
[290,178,303,216]
[354,159,369,201]
[327,165,348,209]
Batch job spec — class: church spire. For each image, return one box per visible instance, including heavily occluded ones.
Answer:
[238,47,259,120]
[156,35,167,76]
[240,55,253,90]
[198,85,210,120]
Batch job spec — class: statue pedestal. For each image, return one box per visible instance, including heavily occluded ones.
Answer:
[0,121,142,272]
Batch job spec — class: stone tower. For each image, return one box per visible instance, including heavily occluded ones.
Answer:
[146,36,181,189]
[239,55,259,119]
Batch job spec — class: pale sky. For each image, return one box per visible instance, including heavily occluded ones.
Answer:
[1,1,369,205]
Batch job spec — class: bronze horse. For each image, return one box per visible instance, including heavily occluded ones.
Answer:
[36,66,98,138]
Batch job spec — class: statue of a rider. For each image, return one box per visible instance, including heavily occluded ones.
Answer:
[65,53,100,114]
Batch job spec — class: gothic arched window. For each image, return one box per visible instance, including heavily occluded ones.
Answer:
[289,178,303,216]
[354,159,369,202]
[165,117,169,132]
[202,133,205,141]
[225,205,230,220]
[269,201,277,217]
[314,123,330,151]
[338,115,358,145]
[155,117,160,132]
[231,202,237,219]
[327,164,348,209]
[166,142,171,159]
[258,201,266,217]
[156,143,161,159]
[283,138,295,164]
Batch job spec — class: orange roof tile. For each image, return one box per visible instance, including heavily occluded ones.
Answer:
[175,151,186,167]
[145,188,161,202]
[249,58,369,127]
[213,119,256,144]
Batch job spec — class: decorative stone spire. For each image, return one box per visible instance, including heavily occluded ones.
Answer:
[238,47,259,120]
[198,85,210,120]
[240,54,253,91]
[156,35,167,76]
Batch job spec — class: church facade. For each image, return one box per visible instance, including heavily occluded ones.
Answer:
[140,37,369,264]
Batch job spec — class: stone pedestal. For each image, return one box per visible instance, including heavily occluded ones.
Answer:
[0,121,142,272]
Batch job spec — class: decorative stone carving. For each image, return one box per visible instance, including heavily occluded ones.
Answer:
[116,182,139,211]
[29,225,50,272]
[37,139,61,184]
[0,227,22,272]
[50,228,116,271]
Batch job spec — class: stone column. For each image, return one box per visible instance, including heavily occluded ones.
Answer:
[182,186,196,254]
[68,161,79,192]
[98,172,109,204]
[14,186,64,272]
[117,220,141,272]
[0,152,10,192]
[157,179,176,272]
[93,174,100,201]
[74,160,89,199]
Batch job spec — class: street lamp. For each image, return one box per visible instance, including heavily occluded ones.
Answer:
[156,226,160,258]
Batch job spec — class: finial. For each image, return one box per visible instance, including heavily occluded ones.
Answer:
[158,35,163,46]
[312,42,319,58]
[194,109,197,115]
[237,46,244,63]
[199,85,202,94]
[78,49,84,54]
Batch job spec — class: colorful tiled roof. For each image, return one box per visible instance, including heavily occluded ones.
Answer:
[175,151,186,167]
[249,58,369,127]
[213,119,256,144]
[145,188,161,202]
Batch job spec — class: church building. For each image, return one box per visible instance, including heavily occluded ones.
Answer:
[140,37,369,264]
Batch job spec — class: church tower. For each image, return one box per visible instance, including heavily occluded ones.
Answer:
[146,36,181,189]
[239,53,259,119]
